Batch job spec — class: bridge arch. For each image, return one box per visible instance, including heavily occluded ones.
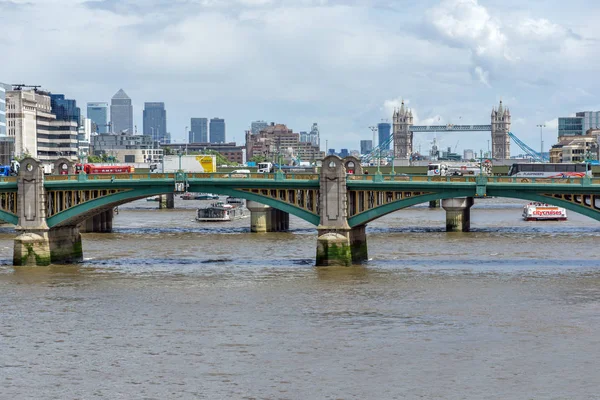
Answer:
[47,185,320,228]
[347,189,600,227]
[347,190,473,227]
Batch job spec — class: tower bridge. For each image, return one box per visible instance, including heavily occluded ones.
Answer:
[392,100,511,161]
[3,157,600,267]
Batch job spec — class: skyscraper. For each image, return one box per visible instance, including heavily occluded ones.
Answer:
[189,118,208,143]
[378,122,391,150]
[110,89,133,134]
[143,102,167,143]
[251,120,268,135]
[50,94,81,125]
[87,102,109,134]
[210,118,225,143]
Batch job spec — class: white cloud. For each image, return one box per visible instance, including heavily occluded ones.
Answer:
[1,0,598,154]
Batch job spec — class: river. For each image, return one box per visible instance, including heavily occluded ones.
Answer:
[1,197,599,399]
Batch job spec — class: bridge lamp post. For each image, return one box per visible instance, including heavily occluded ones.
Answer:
[537,124,545,162]
[177,149,183,171]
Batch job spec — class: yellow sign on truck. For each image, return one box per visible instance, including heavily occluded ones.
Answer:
[161,154,216,173]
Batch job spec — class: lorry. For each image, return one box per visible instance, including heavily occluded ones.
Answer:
[160,155,216,173]
[427,160,492,176]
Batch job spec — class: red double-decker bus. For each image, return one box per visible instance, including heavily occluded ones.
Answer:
[75,164,135,174]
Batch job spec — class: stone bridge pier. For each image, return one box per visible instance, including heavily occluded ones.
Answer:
[246,200,289,232]
[442,197,474,232]
[13,158,83,266]
[316,156,368,266]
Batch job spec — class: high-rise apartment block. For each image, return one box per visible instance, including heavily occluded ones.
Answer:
[360,140,373,155]
[299,123,320,147]
[87,102,109,134]
[189,118,208,143]
[210,118,226,143]
[251,120,269,135]
[143,102,167,143]
[110,89,133,134]
[309,123,320,147]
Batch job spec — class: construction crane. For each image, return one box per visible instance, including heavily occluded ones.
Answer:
[454,141,459,152]
[11,84,42,91]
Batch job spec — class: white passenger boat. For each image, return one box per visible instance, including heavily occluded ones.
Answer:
[522,202,567,221]
[196,202,248,222]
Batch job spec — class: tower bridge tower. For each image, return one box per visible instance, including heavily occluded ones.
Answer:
[392,100,413,160]
[491,100,511,160]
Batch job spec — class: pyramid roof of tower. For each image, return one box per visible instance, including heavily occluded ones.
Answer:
[112,89,130,100]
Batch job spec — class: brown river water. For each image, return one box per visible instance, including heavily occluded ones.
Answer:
[1,197,599,399]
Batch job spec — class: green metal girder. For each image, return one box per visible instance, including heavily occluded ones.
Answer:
[348,190,474,227]
[0,209,18,225]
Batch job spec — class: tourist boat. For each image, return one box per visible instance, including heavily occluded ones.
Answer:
[180,192,195,200]
[226,196,244,205]
[180,193,219,200]
[194,193,220,200]
[522,202,567,221]
[196,202,249,222]
[146,196,160,202]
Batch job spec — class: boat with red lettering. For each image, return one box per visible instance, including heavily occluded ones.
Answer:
[522,202,567,221]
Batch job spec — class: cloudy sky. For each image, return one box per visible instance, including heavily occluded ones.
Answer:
[2,0,599,155]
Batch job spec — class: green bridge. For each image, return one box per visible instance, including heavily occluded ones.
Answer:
[5,157,600,266]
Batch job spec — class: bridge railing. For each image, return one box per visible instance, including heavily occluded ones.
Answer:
[347,174,600,185]
[42,172,321,181]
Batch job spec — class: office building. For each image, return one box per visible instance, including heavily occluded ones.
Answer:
[6,88,78,160]
[577,111,600,132]
[50,94,81,125]
[245,122,324,163]
[189,118,208,143]
[378,122,391,150]
[143,102,167,143]
[558,111,600,138]
[251,120,269,135]
[110,89,133,134]
[339,148,349,158]
[558,117,584,138]
[210,117,226,143]
[0,83,9,136]
[87,102,109,134]
[360,140,373,155]
[0,137,15,165]
[91,133,162,163]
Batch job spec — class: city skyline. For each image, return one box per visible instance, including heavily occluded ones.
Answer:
[1,0,599,154]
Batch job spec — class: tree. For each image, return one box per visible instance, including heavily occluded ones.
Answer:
[162,146,175,156]
[87,155,102,163]
[202,149,230,166]
[250,155,268,163]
